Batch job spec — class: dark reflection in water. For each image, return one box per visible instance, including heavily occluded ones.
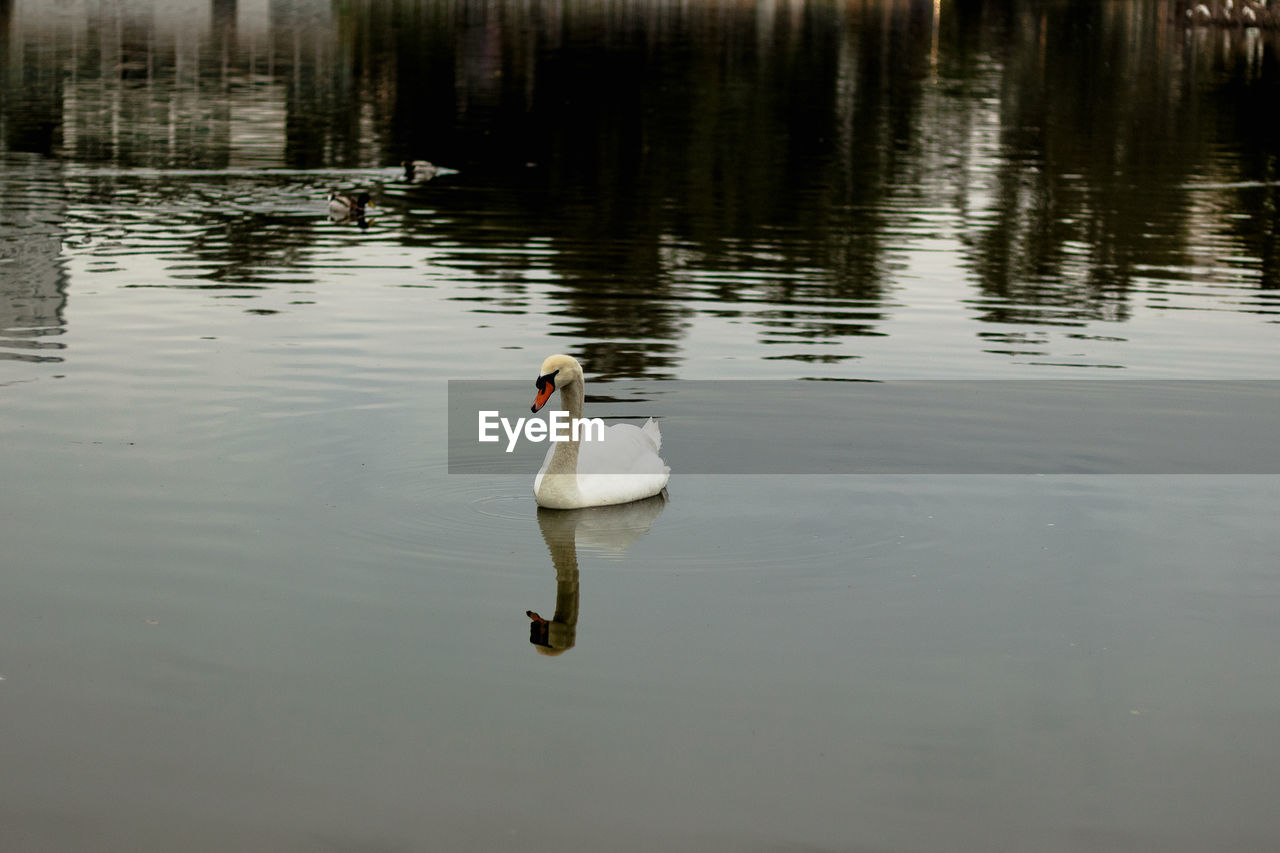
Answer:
[1,0,1277,373]
[0,154,68,363]
[960,2,1279,323]
[528,494,667,655]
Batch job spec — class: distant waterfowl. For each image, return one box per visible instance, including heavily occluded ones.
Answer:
[1182,0,1277,26]
[328,191,371,219]
[530,354,670,509]
[402,160,442,181]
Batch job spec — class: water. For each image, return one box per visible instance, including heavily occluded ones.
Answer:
[2,1,1279,850]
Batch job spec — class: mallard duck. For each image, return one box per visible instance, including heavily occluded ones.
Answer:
[402,160,442,181]
[328,191,371,219]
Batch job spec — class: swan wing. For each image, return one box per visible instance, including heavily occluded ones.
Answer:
[535,421,669,508]
[576,422,666,475]
[574,422,669,506]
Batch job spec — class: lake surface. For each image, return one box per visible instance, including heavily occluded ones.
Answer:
[2,1,1279,850]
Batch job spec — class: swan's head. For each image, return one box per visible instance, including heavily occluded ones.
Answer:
[531,354,583,413]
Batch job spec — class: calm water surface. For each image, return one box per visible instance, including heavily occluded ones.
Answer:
[2,1,1279,850]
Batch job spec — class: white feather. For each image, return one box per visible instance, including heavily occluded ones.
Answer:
[530,355,670,509]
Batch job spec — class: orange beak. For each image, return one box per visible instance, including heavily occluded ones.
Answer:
[532,382,555,413]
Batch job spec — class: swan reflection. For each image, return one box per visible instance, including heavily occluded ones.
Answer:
[527,492,668,655]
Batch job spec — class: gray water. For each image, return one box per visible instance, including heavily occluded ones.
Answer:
[2,1,1279,850]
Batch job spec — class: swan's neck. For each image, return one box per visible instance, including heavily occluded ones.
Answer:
[539,514,580,625]
[545,379,584,476]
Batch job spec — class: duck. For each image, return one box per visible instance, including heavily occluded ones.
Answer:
[328,190,371,219]
[402,160,441,181]
[530,354,670,509]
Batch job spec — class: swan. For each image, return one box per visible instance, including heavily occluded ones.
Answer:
[530,354,670,509]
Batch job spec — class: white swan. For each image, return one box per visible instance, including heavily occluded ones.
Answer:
[530,354,670,509]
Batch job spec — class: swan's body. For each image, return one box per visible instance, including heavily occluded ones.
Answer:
[530,354,670,509]
[534,418,669,509]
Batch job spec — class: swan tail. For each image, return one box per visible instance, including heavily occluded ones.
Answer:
[642,417,663,452]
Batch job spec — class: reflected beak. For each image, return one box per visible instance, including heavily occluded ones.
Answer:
[532,382,555,413]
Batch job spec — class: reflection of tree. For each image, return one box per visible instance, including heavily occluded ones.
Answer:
[0,0,62,156]
[1,3,68,363]
[180,209,320,291]
[333,0,936,373]
[954,0,1280,330]
[0,158,68,363]
[1204,29,1280,289]
[4,0,1278,374]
